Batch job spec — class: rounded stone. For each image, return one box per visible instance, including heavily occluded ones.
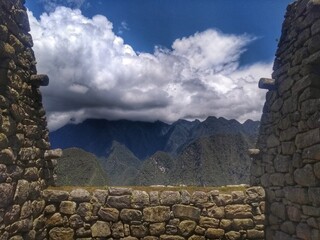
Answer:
[178,220,196,237]
[0,183,14,207]
[91,221,111,237]
[49,227,74,240]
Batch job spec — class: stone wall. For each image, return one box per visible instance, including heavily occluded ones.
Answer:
[251,0,320,239]
[38,186,265,239]
[0,0,59,238]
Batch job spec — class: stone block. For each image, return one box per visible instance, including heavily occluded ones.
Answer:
[247,229,264,239]
[207,206,225,218]
[143,206,170,222]
[224,231,241,240]
[150,222,166,236]
[111,221,125,238]
[0,183,13,207]
[232,219,254,230]
[190,191,208,205]
[199,217,219,228]
[160,191,181,205]
[270,202,286,220]
[109,187,132,196]
[294,164,318,186]
[296,223,312,240]
[107,195,131,209]
[91,221,111,237]
[172,204,200,221]
[46,212,63,227]
[274,155,290,172]
[70,188,90,202]
[284,187,310,204]
[302,205,320,217]
[178,220,196,237]
[225,204,252,219]
[120,209,142,222]
[160,235,184,240]
[205,228,225,239]
[132,190,150,208]
[131,224,148,238]
[13,179,29,204]
[302,144,320,161]
[42,189,69,202]
[98,207,119,222]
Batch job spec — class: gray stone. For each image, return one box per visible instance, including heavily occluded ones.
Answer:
[107,195,131,209]
[111,221,124,238]
[295,128,320,149]
[46,212,63,227]
[69,214,84,228]
[42,190,69,202]
[131,224,148,238]
[149,191,160,205]
[77,202,93,218]
[296,223,311,240]
[225,204,252,218]
[109,187,132,195]
[20,201,32,219]
[93,189,108,204]
[150,222,166,236]
[120,209,142,222]
[132,190,150,208]
[4,205,20,224]
[59,201,76,215]
[224,231,241,240]
[91,221,111,237]
[207,206,225,218]
[309,187,320,205]
[287,206,302,222]
[0,183,13,207]
[267,134,280,148]
[70,189,90,202]
[160,235,184,240]
[98,207,119,222]
[205,228,225,239]
[285,187,310,204]
[247,229,264,239]
[302,205,320,217]
[190,191,208,205]
[160,191,181,205]
[143,206,170,222]
[172,204,200,221]
[180,190,191,204]
[281,221,296,235]
[303,144,320,161]
[294,164,318,186]
[232,219,254,230]
[178,220,196,237]
[270,202,286,220]
[199,217,219,228]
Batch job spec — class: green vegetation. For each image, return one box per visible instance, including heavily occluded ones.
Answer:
[55,148,108,186]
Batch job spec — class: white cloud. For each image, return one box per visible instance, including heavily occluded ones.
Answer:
[28,7,271,131]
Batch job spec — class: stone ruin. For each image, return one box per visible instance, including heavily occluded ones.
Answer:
[0,0,319,239]
[251,0,320,239]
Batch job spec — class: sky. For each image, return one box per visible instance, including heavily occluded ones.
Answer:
[25,0,293,131]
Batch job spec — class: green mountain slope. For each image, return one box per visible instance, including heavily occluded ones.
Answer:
[102,141,142,185]
[169,133,253,186]
[55,148,108,186]
[134,151,174,185]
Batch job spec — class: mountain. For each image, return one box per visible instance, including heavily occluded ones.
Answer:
[55,148,108,186]
[49,119,170,159]
[50,117,260,186]
[50,117,259,158]
[134,151,174,185]
[101,141,142,186]
[169,133,253,186]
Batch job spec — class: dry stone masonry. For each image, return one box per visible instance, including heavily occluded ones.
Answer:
[1,0,320,239]
[0,0,60,239]
[251,0,320,239]
[40,186,265,239]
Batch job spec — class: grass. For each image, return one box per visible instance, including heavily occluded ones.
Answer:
[47,184,248,194]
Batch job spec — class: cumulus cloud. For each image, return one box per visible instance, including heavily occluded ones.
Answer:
[28,7,272,131]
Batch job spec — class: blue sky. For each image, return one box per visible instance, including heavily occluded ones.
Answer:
[25,0,293,131]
